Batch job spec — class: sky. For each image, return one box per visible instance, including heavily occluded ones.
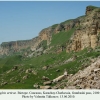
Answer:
[0,1,100,44]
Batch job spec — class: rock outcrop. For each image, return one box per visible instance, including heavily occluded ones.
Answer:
[67,6,100,52]
[38,27,53,45]
[85,5,97,15]
[65,58,100,89]
[0,37,39,55]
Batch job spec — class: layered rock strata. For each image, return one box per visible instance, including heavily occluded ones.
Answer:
[67,6,100,52]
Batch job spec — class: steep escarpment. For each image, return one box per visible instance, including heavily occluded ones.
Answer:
[38,15,82,48]
[0,16,81,56]
[0,37,39,55]
[67,6,100,52]
[0,6,100,56]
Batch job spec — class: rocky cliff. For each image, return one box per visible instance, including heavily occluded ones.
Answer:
[66,6,100,52]
[0,18,79,56]
[0,37,39,55]
[0,6,100,55]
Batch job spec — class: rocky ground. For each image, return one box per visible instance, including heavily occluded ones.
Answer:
[37,57,100,89]
[52,57,100,89]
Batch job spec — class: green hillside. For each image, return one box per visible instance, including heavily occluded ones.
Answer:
[50,28,75,46]
[0,27,100,89]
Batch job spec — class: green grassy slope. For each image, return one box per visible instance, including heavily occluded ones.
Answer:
[0,47,100,89]
[50,28,75,46]
[0,27,100,89]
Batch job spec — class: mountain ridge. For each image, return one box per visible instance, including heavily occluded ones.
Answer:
[0,8,86,56]
[0,5,100,89]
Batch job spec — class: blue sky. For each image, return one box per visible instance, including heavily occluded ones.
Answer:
[0,1,100,44]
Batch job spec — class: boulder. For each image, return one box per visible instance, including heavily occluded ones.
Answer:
[42,76,50,81]
[87,76,94,80]
[94,68,100,72]
[16,80,20,83]
[64,70,67,76]
[33,84,39,88]
[6,70,12,74]
[56,69,60,72]
[25,69,32,73]
[53,75,65,82]
[52,86,58,89]
[40,86,51,89]
[43,81,52,85]
[73,79,80,85]
[67,86,76,89]
[1,82,7,86]
[32,70,37,75]
[13,65,18,70]
[23,75,28,80]
[42,66,49,70]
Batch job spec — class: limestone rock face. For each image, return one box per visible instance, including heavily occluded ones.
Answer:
[0,37,39,55]
[38,27,53,45]
[91,35,98,48]
[67,7,100,52]
[39,27,53,41]
[85,6,95,15]
[54,24,64,34]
